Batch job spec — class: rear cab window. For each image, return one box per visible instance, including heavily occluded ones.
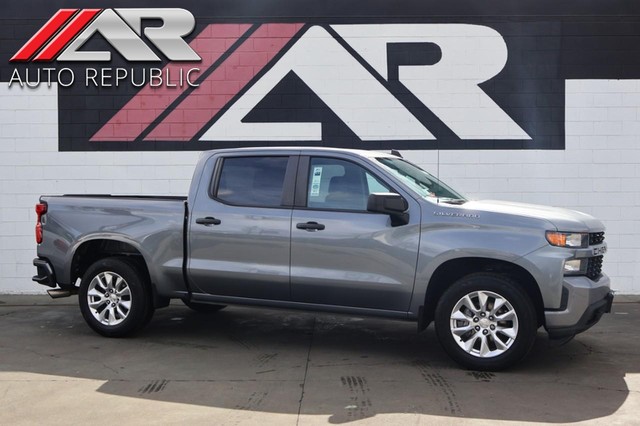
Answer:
[213,156,289,207]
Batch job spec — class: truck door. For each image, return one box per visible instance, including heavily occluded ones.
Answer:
[290,156,421,312]
[188,154,297,300]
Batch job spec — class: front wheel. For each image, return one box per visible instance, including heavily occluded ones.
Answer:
[79,257,154,337]
[434,273,538,371]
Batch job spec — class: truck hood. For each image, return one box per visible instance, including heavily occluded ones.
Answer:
[462,200,605,232]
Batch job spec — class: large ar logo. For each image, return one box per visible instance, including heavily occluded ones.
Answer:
[206,25,530,142]
[90,23,532,145]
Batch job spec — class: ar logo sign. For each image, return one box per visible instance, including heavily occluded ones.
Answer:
[202,25,531,142]
[10,8,200,62]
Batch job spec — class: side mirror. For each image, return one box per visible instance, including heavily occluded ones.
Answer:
[367,193,410,226]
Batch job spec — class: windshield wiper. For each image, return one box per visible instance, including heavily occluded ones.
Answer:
[438,198,467,205]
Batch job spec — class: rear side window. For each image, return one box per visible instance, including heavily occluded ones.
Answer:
[215,156,289,207]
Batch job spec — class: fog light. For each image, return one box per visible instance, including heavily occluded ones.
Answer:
[564,259,586,275]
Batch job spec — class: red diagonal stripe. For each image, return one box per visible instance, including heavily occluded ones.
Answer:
[34,9,101,62]
[90,24,253,142]
[145,23,304,141]
[10,9,78,62]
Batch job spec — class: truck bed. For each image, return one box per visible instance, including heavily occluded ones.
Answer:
[39,194,188,295]
[56,194,187,201]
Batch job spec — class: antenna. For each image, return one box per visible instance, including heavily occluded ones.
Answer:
[436,139,441,203]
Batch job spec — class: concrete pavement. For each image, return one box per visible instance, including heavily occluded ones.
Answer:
[1,295,639,425]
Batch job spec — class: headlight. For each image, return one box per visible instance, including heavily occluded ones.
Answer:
[546,231,588,248]
[563,259,587,275]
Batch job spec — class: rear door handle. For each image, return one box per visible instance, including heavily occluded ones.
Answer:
[196,217,222,226]
[296,221,325,231]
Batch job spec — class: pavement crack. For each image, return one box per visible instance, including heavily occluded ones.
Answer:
[542,380,631,394]
[14,346,120,376]
[314,361,400,368]
[99,362,119,375]
[574,340,600,354]
[296,316,316,426]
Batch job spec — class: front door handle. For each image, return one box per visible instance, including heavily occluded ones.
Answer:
[196,217,222,226]
[296,221,325,231]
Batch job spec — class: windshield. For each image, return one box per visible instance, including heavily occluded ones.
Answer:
[376,157,466,204]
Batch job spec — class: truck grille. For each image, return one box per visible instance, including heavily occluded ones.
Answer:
[587,256,603,280]
[589,232,605,245]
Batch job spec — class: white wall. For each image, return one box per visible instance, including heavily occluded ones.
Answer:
[0,83,199,293]
[1,80,639,294]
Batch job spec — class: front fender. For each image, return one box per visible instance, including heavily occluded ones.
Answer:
[409,223,548,315]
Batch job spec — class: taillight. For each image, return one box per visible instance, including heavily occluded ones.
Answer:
[35,202,47,244]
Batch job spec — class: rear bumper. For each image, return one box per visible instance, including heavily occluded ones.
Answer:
[545,273,613,339]
[32,258,56,288]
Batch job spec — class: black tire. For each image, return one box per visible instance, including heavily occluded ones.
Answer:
[182,299,226,313]
[434,273,538,371]
[79,257,154,337]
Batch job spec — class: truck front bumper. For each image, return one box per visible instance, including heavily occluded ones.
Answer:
[545,273,613,339]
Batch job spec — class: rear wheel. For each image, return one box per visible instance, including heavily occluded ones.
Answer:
[79,257,154,337]
[182,299,226,313]
[434,273,537,371]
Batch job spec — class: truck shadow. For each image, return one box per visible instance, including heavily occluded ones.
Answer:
[1,301,637,423]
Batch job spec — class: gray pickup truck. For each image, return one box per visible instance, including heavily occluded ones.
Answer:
[33,147,613,370]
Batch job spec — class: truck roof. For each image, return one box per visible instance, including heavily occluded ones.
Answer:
[199,146,397,159]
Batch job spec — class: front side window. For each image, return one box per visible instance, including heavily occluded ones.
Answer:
[307,157,391,211]
[216,156,288,207]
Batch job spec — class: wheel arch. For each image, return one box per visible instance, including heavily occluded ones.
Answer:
[70,238,168,308]
[419,257,544,331]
